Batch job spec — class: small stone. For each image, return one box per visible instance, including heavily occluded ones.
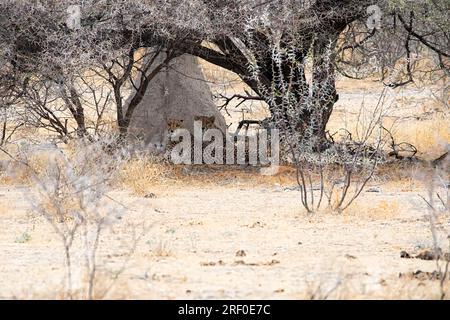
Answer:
[266,259,280,266]
[249,221,265,228]
[236,250,246,257]
[144,193,157,199]
[400,251,412,259]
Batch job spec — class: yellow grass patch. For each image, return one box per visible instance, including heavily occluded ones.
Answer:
[117,156,177,196]
[386,114,449,160]
[344,199,401,220]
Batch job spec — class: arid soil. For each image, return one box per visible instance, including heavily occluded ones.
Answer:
[0,178,448,299]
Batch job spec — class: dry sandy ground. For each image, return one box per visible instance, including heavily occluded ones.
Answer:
[0,178,448,299]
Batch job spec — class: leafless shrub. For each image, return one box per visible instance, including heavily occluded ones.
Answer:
[304,278,343,300]
[4,138,147,299]
[419,150,450,299]
[290,103,389,214]
[1,1,447,146]
[248,40,392,213]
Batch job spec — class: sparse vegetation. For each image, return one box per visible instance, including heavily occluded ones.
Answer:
[3,140,148,299]
[0,0,448,301]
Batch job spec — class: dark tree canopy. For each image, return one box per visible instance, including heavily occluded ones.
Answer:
[0,0,448,145]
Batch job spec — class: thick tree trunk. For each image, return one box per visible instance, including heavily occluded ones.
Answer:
[183,8,353,151]
[190,37,339,150]
[255,42,338,151]
[308,33,340,149]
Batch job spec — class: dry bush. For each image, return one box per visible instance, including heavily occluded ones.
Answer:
[4,139,147,299]
[0,142,57,185]
[118,154,177,196]
[387,115,449,161]
[147,237,173,258]
[288,91,393,214]
[418,153,450,300]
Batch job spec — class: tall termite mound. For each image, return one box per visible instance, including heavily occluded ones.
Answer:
[125,51,227,151]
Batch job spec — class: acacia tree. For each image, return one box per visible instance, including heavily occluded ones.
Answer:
[181,0,448,148]
[0,0,192,140]
[182,0,367,148]
[0,0,448,146]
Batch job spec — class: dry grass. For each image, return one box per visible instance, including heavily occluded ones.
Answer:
[335,76,385,92]
[343,199,401,220]
[300,278,448,300]
[148,238,173,258]
[118,161,295,195]
[375,162,430,191]
[117,156,178,196]
[385,114,449,160]
[0,151,51,185]
[328,106,448,162]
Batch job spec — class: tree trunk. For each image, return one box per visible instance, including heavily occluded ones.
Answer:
[308,33,340,149]
[68,86,88,138]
